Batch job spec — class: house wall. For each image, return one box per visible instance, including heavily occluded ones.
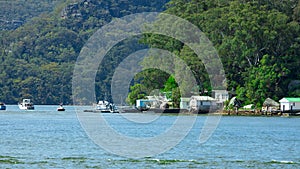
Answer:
[198,101,212,106]
[293,102,300,110]
[136,100,152,108]
[215,93,229,102]
[280,102,300,111]
[195,100,217,111]
[180,101,189,109]
[281,102,289,111]
[188,96,217,112]
[212,90,229,102]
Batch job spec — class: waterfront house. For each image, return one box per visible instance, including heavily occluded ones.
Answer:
[136,99,153,111]
[146,96,162,108]
[146,95,170,108]
[279,98,300,112]
[180,97,190,110]
[212,90,229,107]
[189,96,217,113]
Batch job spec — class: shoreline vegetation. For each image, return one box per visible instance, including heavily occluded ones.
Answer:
[114,107,300,117]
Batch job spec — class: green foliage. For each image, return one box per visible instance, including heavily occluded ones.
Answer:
[129,0,299,108]
[163,76,178,93]
[166,0,299,107]
[126,69,170,105]
[171,87,181,107]
[0,0,61,30]
[0,0,299,107]
[127,84,148,105]
[0,0,170,104]
[242,55,291,107]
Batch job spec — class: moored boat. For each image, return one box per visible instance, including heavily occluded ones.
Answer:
[93,100,119,113]
[0,102,6,110]
[18,99,34,110]
[57,104,65,111]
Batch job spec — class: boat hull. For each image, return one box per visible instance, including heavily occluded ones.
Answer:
[18,99,34,110]
[0,105,6,110]
[94,100,119,113]
[57,108,65,111]
[18,104,34,110]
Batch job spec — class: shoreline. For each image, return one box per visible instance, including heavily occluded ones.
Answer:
[97,107,300,117]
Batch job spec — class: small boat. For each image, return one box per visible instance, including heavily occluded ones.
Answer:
[18,99,34,110]
[0,102,6,110]
[95,100,119,113]
[96,100,111,113]
[57,104,65,111]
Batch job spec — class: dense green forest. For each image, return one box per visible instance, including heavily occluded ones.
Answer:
[0,0,299,107]
[0,0,63,30]
[129,0,300,107]
[0,0,169,104]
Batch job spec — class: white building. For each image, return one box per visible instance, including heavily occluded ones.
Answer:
[180,97,190,110]
[189,96,217,113]
[279,98,300,112]
[212,90,229,107]
[212,90,229,102]
[136,99,153,111]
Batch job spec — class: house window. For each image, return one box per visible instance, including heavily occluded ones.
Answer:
[293,103,296,106]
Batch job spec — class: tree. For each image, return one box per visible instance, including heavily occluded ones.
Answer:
[242,55,290,107]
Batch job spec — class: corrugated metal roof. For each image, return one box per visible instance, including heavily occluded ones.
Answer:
[191,96,216,101]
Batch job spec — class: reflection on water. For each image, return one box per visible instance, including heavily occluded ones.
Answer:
[0,106,299,168]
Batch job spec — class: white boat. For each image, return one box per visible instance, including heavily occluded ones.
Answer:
[57,104,65,111]
[18,99,34,110]
[95,100,118,113]
[0,102,6,110]
[96,100,111,113]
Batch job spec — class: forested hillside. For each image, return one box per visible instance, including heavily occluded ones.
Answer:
[0,0,299,107]
[129,0,300,107]
[0,0,62,30]
[0,0,169,104]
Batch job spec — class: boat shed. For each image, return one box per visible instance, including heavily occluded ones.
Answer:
[136,99,153,111]
[189,96,217,113]
[279,98,300,112]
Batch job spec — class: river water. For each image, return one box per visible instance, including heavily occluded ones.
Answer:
[0,105,299,168]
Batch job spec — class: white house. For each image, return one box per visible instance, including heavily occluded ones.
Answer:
[189,96,217,113]
[279,98,300,112]
[212,90,229,102]
[180,97,190,110]
[212,90,229,107]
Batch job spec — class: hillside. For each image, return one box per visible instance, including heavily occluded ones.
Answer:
[0,0,299,107]
[0,0,170,104]
[0,0,62,30]
[128,0,300,107]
